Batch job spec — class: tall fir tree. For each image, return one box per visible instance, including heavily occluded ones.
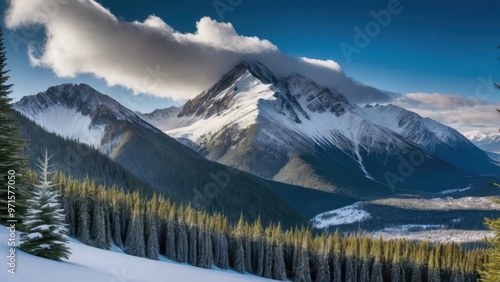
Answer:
[76,188,91,244]
[313,236,330,282]
[295,233,312,282]
[111,195,123,248]
[19,151,70,261]
[232,215,246,273]
[480,196,500,281]
[0,27,28,226]
[218,232,230,270]
[145,199,159,260]
[90,195,108,250]
[164,203,176,260]
[263,225,274,278]
[251,217,265,276]
[272,224,287,281]
[175,206,188,263]
[124,195,146,258]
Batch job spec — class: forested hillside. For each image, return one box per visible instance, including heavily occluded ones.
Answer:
[52,172,486,282]
[12,110,305,227]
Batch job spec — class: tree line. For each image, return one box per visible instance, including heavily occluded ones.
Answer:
[53,172,486,281]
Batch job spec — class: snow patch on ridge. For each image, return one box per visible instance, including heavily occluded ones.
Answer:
[15,104,105,148]
[166,70,276,142]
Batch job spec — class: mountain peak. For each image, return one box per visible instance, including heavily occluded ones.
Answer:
[14,83,157,147]
[178,61,279,118]
[239,60,278,84]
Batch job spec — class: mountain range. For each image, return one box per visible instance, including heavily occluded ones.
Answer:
[138,61,500,197]
[465,130,500,153]
[12,61,500,225]
[12,83,307,226]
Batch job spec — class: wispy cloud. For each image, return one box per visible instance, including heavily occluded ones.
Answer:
[393,92,500,133]
[5,0,391,103]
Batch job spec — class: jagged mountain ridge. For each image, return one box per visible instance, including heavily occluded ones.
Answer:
[140,61,500,196]
[464,130,500,153]
[13,83,311,226]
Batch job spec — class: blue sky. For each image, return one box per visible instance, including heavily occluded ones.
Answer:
[3,0,500,113]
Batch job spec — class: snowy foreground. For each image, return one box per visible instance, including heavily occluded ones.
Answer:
[0,228,271,282]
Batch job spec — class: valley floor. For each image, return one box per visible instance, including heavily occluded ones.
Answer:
[312,196,499,243]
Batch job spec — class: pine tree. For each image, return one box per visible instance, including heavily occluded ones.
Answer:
[263,226,273,278]
[103,200,112,249]
[164,204,176,260]
[62,185,76,236]
[76,188,91,245]
[411,263,422,282]
[295,233,312,282]
[176,214,188,263]
[219,232,230,269]
[111,195,123,248]
[19,151,70,261]
[90,196,108,250]
[232,215,246,273]
[188,225,198,266]
[145,200,159,260]
[332,231,343,282]
[272,224,287,281]
[313,236,329,282]
[480,196,500,281]
[0,27,29,226]
[244,232,252,273]
[252,217,265,276]
[124,195,146,258]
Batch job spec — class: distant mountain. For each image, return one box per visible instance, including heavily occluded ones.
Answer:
[140,61,500,197]
[362,105,497,175]
[13,83,307,226]
[136,106,182,129]
[464,130,500,153]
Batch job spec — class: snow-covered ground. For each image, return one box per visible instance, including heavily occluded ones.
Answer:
[311,202,371,228]
[371,229,495,243]
[0,228,271,282]
[439,185,471,195]
[370,196,499,211]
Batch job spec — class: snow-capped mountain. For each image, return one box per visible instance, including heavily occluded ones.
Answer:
[13,83,307,226]
[136,106,182,130]
[464,130,500,153]
[13,83,157,150]
[362,104,495,175]
[140,61,500,196]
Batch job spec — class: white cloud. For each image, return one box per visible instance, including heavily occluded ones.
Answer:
[300,57,342,72]
[393,92,500,134]
[5,0,391,103]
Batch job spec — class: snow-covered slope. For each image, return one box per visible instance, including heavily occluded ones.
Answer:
[136,106,183,131]
[139,61,500,196]
[361,104,465,147]
[0,228,271,282]
[13,83,156,150]
[311,202,371,228]
[362,104,495,175]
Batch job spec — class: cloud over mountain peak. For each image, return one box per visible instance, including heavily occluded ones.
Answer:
[5,0,391,104]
